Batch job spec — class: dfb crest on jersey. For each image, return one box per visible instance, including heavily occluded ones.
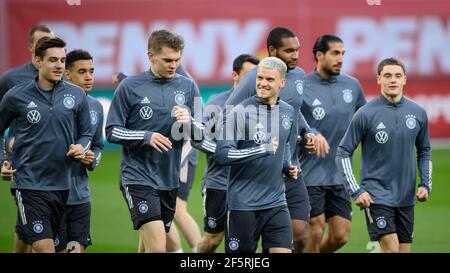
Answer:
[32,221,44,233]
[90,111,98,125]
[139,106,153,120]
[405,114,417,129]
[282,115,291,130]
[342,89,353,103]
[253,123,266,144]
[174,90,186,105]
[376,217,387,229]
[375,131,388,144]
[63,94,76,109]
[295,80,304,95]
[207,217,217,229]
[27,110,41,124]
[228,237,240,251]
[138,201,148,214]
[312,107,326,120]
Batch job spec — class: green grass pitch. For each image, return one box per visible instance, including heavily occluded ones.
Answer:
[1,148,449,253]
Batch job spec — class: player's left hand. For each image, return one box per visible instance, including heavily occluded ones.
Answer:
[67,144,85,160]
[81,150,95,166]
[174,106,190,124]
[416,186,429,202]
[288,165,298,180]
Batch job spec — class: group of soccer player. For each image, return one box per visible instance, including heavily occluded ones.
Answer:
[0,23,432,253]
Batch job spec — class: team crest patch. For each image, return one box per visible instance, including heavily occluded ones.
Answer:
[138,201,148,214]
[90,111,98,125]
[405,114,417,129]
[375,131,388,144]
[376,217,387,229]
[32,221,44,234]
[312,107,326,120]
[63,94,76,109]
[54,237,60,247]
[281,115,291,130]
[342,89,353,103]
[228,237,240,251]
[295,80,304,95]
[27,110,41,124]
[207,217,217,229]
[253,123,266,144]
[174,90,186,105]
[139,106,153,120]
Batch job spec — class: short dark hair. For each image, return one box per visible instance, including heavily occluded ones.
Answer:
[28,24,52,44]
[147,29,184,54]
[312,34,343,62]
[34,36,66,59]
[266,27,296,52]
[66,49,93,69]
[232,54,259,74]
[377,57,406,75]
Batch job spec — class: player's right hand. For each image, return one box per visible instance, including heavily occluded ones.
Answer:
[355,191,373,208]
[1,160,16,181]
[150,133,172,153]
[314,133,330,158]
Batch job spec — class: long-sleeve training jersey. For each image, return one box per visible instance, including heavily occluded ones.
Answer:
[106,69,202,190]
[0,79,92,191]
[300,71,366,186]
[226,67,311,171]
[336,95,432,207]
[192,89,232,190]
[68,95,104,204]
[215,96,295,210]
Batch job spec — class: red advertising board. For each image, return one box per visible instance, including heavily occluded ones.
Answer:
[1,0,450,137]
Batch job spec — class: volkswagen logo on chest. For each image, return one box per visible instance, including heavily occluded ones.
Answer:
[375,131,389,144]
[312,107,326,120]
[27,110,41,124]
[139,106,153,120]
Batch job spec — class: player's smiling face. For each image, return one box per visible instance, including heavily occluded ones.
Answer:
[149,46,182,79]
[255,66,285,105]
[378,64,407,101]
[36,47,66,84]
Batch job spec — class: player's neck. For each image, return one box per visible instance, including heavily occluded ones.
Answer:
[37,76,56,91]
[316,67,331,80]
[382,92,403,103]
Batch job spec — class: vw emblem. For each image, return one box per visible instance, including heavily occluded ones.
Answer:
[27,110,41,124]
[139,106,153,120]
[406,117,416,129]
[375,131,389,144]
[253,131,266,144]
[63,97,75,109]
[312,107,325,120]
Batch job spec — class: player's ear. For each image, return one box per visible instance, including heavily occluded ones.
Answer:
[65,69,71,80]
[147,51,154,62]
[376,75,381,85]
[268,45,277,57]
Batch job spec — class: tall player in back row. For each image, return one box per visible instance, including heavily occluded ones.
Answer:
[336,57,432,253]
[299,35,366,253]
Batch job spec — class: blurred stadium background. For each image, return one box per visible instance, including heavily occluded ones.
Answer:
[1,0,449,252]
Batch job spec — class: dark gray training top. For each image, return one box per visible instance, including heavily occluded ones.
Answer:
[215,96,295,210]
[336,95,432,207]
[68,95,104,205]
[299,71,366,187]
[0,79,93,191]
[106,69,202,190]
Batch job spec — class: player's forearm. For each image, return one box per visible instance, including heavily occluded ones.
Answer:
[191,138,216,154]
[215,143,271,165]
